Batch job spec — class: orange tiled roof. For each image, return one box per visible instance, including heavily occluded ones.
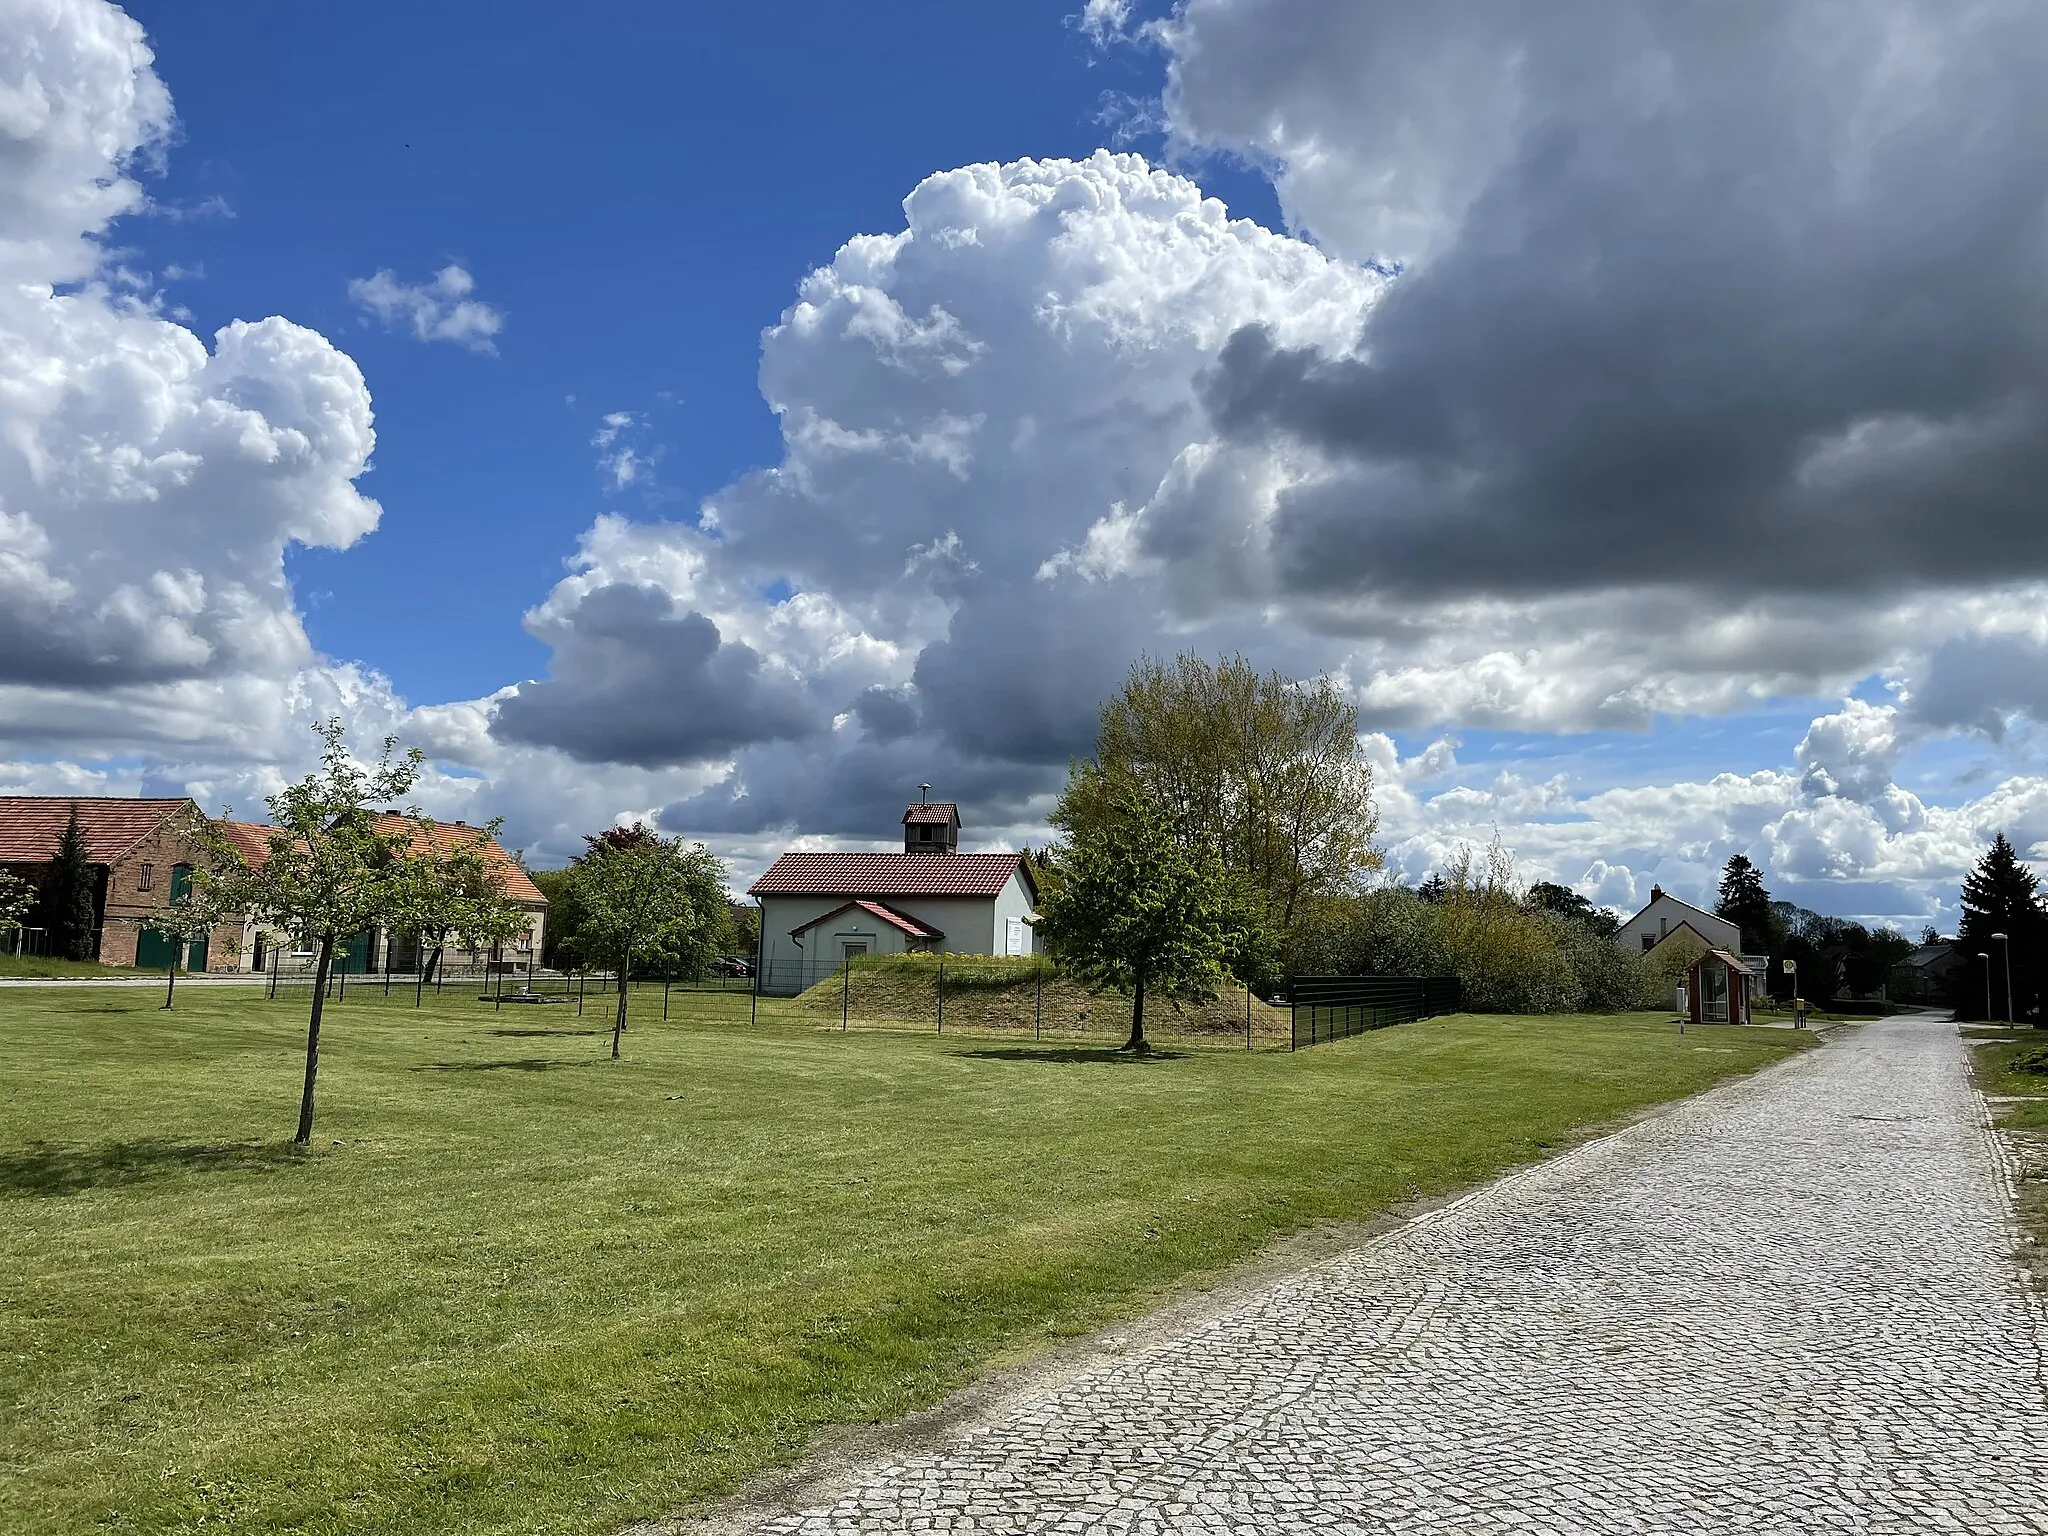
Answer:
[0,797,197,864]
[902,801,960,825]
[367,814,546,906]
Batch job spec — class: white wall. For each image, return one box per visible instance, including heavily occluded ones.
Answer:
[756,884,1036,994]
[1614,895,1739,956]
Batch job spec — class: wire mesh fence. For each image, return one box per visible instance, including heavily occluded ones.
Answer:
[1286,975,1461,1049]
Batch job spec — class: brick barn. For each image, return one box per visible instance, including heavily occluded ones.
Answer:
[0,797,246,969]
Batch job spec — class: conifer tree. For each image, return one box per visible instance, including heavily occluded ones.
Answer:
[48,806,99,961]
[1714,854,1773,954]
[1957,832,2045,1023]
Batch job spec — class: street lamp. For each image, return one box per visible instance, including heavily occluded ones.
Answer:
[1979,952,1993,1021]
[1992,932,2012,1024]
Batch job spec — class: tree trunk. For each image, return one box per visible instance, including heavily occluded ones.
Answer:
[1123,971,1148,1053]
[162,956,176,1010]
[612,943,632,1059]
[295,932,336,1146]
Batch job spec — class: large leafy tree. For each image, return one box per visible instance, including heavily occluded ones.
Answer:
[1957,831,2046,1022]
[197,720,427,1145]
[1714,855,1774,954]
[1054,654,1379,956]
[48,806,99,961]
[568,828,727,1057]
[1037,776,1239,1053]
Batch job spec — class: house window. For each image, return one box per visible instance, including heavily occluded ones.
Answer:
[918,824,932,841]
[138,863,154,893]
[1642,935,1655,953]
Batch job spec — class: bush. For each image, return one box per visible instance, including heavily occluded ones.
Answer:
[1292,843,1654,1014]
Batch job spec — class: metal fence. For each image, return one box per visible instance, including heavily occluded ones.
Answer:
[255,956,757,1017]
[1287,975,1460,1049]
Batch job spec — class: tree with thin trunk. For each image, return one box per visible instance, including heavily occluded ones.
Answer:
[0,867,31,952]
[383,815,532,997]
[1036,775,1237,1054]
[195,720,424,1145]
[143,878,234,1009]
[48,806,99,961]
[568,828,725,1058]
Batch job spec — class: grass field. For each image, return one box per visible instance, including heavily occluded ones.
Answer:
[1,984,1811,1536]
[0,954,155,979]
[1968,1028,2048,1281]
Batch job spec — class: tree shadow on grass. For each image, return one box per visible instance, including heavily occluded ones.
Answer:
[0,1139,304,1198]
[485,1027,606,1039]
[412,1058,598,1072]
[950,1045,1187,1064]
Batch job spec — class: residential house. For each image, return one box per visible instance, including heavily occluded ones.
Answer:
[1614,886,1742,961]
[749,800,1038,995]
[1889,942,1962,1007]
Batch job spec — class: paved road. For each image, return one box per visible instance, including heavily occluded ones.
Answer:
[754,1015,2048,1533]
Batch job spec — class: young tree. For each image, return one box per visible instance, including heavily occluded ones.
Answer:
[48,805,99,961]
[0,867,31,948]
[1957,831,2046,1022]
[570,828,726,1057]
[197,720,426,1145]
[1055,654,1380,954]
[1715,854,1774,953]
[383,816,533,1000]
[1036,777,1238,1053]
[142,876,236,1009]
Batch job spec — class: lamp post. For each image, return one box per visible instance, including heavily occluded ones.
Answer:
[1992,932,2012,1024]
[1979,952,1992,1021]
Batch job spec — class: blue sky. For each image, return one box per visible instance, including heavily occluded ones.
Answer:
[8,0,2048,923]
[124,1,1276,702]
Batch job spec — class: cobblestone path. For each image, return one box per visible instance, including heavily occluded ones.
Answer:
[755,1016,2048,1533]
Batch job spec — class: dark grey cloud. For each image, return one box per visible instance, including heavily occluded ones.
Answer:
[1180,0,2048,601]
[1906,635,2048,741]
[663,733,1058,842]
[491,583,820,767]
[851,685,921,742]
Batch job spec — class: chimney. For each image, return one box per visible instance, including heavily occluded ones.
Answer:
[919,782,931,805]
[1650,884,1664,902]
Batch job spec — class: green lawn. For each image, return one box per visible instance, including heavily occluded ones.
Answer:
[1,985,1810,1536]
[0,954,155,979]
[1968,1031,2048,1282]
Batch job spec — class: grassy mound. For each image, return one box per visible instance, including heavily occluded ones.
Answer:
[794,953,1290,1041]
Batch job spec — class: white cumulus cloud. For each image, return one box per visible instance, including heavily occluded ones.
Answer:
[347,263,503,353]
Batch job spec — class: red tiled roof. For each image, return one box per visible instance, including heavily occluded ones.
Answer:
[217,821,276,870]
[751,850,1028,898]
[0,797,196,864]
[902,801,960,825]
[367,814,547,906]
[790,899,945,942]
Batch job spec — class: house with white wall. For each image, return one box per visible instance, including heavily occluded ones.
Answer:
[1614,886,1741,959]
[749,800,1038,995]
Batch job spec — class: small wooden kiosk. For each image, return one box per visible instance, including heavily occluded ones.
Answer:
[1686,949,1754,1026]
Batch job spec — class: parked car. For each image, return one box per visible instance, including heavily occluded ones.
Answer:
[711,956,753,978]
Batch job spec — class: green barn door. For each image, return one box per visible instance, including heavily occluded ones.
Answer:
[335,930,375,974]
[136,927,179,968]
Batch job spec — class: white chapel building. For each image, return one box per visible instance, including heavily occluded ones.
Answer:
[749,799,1038,995]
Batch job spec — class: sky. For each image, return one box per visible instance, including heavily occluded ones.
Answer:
[7,0,2048,929]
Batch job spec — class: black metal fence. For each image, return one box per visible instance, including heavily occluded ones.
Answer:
[1287,975,1460,1049]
